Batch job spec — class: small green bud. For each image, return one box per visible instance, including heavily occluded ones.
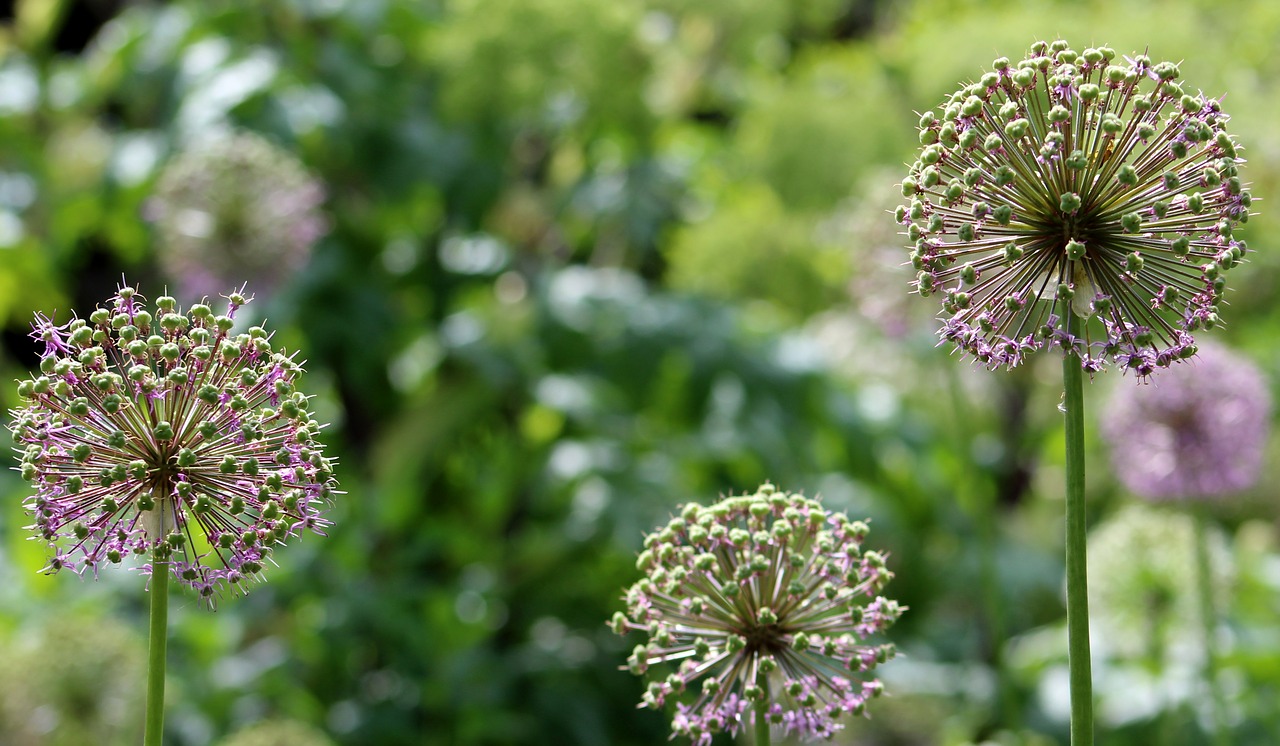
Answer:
[1004,118,1030,139]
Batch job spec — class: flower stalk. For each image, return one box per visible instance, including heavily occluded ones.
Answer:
[1062,321,1093,745]
[144,545,170,746]
[9,282,338,745]
[899,39,1255,743]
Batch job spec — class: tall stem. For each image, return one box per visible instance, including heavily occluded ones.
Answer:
[754,698,770,746]
[1194,507,1229,745]
[1062,320,1093,746]
[747,668,771,746]
[144,551,170,746]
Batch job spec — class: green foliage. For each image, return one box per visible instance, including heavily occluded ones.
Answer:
[0,612,145,746]
[2,0,1280,744]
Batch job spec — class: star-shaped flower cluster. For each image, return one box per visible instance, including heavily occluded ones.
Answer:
[612,484,901,743]
[899,40,1252,377]
[9,283,336,601]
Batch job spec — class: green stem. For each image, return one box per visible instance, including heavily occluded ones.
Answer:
[144,553,170,746]
[1062,321,1094,746]
[754,698,770,746]
[1194,507,1229,746]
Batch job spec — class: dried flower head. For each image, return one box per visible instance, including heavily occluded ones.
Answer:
[1087,503,1232,662]
[612,484,902,743]
[1101,342,1270,500]
[147,131,328,304]
[899,40,1252,376]
[8,283,336,601]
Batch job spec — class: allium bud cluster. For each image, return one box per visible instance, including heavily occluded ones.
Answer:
[147,131,328,304]
[613,484,901,743]
[9,284,336,601]
[1102,342,1270,500]
[899,40,1252,377]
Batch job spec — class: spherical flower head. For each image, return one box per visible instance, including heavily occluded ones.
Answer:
[899,40,1253,377]
[147,131,328,305]
[9,283,337,603]
[1101,341,1270,500]
[612,484,902,743]
[1087,503,1232,662]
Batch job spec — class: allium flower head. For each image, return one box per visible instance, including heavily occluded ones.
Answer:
[899,40,1252,376]
[612,484,902,743]
[147,131,328,304]
[1101,341,1270,500]
[8,283,336,601]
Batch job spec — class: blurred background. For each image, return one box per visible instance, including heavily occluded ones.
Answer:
[3,0,1280,744]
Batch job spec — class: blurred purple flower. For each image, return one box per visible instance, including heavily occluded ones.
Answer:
[612,484,901,743]
[147,131,328,305]
[9,283,337,601]
[899,40,1252,377]
[1101,342,1270,499]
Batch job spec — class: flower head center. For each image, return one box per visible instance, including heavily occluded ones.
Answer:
[743,621,785,656]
